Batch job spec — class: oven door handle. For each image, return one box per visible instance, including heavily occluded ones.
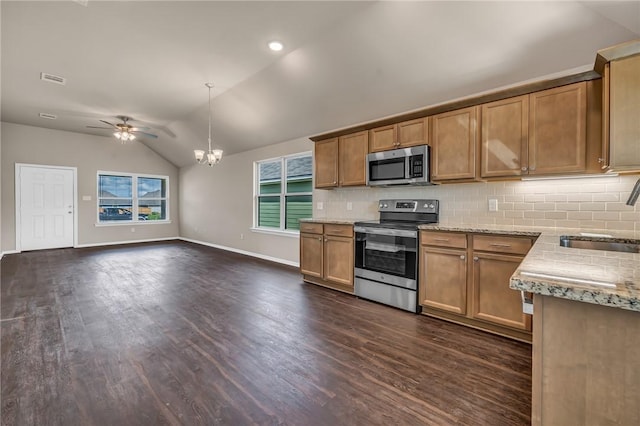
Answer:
[354,226,417,238]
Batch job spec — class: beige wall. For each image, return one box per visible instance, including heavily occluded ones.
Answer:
[314,174,640,231]
[179,136,312,265]
[1,122,179,252]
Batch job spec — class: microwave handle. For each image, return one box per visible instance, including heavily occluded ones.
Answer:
[406,155,411,179]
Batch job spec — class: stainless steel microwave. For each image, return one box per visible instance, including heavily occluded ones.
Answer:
[366,145,431,186]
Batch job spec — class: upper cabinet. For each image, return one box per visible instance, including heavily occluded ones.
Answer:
[481,95,529,178]
[481,82,589,178]
[339,131,368,187]
[314,131,368,189]
[369,117,429,152]
[431,106,480,182]
[314,138,339,188]
[603,53,640,172]
[529,83,587,175]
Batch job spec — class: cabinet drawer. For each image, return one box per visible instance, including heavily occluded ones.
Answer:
[324,224,353,238]
[300,222,323,235]
[421,231,467,248]
[472,235,532,255]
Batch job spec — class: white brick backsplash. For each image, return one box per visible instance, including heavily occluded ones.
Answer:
[606,221,635,230]
[555,203,580,211]
[505,211,524,219]
[568,211,593,220]
[545,211,567,219]
[592,192,620,202]
[567,193,593,202]
[579,202,606,211]
[544,194,567,202]
[593,211,620,221]
[533,203,555,211]
[524,194,545,203]
[314,175,640,230]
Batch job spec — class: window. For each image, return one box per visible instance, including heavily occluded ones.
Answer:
[98,172,169,223]
[255,153,312,231]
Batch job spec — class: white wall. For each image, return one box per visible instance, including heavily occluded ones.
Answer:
[1,122,180,252]
[179,136,312,265]
[314,174,640,231]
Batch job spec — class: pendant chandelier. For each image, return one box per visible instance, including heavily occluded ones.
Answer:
[194,83,223,166]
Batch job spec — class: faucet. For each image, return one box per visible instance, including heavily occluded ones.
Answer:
[626,177,640,206]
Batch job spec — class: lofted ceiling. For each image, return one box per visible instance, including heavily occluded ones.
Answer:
[2,1,639,168]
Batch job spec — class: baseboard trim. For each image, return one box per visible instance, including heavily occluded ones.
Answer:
[180,237,299,268]
[1,250,20,259]
[75,237,180,249]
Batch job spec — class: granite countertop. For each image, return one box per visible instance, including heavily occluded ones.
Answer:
[300,218,361,225]
[419,223,640,313]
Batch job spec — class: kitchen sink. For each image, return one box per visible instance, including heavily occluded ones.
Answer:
[559,235,640,253]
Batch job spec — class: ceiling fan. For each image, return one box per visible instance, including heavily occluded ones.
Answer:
[87,115,158,142]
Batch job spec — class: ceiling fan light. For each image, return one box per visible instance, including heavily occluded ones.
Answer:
[129,133,136,141]
[194,150,205,162]
[213,149,223,160]
[114,131,122,139]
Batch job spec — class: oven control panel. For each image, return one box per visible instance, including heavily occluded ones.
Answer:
[378,199,439,213]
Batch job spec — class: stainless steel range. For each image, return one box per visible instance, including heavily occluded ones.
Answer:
[354,199,439,313]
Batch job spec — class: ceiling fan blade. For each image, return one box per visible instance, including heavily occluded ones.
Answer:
[100,120,117,128]
[86,126,113,129]
[131,126,151,131]
[134,131,158,139]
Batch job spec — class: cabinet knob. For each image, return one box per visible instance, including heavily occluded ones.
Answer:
[598,157,604,163]
[460,255,465,260]
[318,237,322,241]
[521,166,528,172]
[324,238,328,242]
[473,256,479,262]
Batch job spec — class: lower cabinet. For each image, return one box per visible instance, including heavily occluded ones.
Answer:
[300,222,354,293]
[420,230,534,342]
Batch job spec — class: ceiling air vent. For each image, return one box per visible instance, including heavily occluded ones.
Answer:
[40,72,66,86]
[39,113,57,120]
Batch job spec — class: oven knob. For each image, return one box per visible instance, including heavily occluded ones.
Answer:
[429,204,434,209]
[382,203,388,208]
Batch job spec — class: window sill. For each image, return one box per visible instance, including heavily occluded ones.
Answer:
[250,227,300,238]
[95,220,172,227]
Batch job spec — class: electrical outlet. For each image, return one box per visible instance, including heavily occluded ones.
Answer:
[317,201,323,210]
[347,202,353,211]
[488,198,498,212]
[240,233,244,240]
[131,227,136,233]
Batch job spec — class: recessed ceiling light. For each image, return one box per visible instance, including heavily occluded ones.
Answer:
[268,41,283,52]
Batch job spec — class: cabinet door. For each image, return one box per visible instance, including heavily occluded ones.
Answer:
[471,252,531,331]
[481,95,529,178]
[610,54,640,171]
[339,131,368,187]
[419,246,467,314]
[369,125,397,152]
[300,232,323,278]
[314,138,339,188]
[324,235,354,287]
[431,106,479,181]
[529,82,586,175]
[398,117,429,148]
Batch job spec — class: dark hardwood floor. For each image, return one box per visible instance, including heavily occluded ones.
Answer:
[1,241,531,425]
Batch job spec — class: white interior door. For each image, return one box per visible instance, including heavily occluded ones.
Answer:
[18,165,75,251]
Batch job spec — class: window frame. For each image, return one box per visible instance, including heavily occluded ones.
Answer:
[253,152,313,234]
[96,171,170,226]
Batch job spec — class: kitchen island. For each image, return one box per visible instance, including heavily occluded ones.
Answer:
[509,229,640,426]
